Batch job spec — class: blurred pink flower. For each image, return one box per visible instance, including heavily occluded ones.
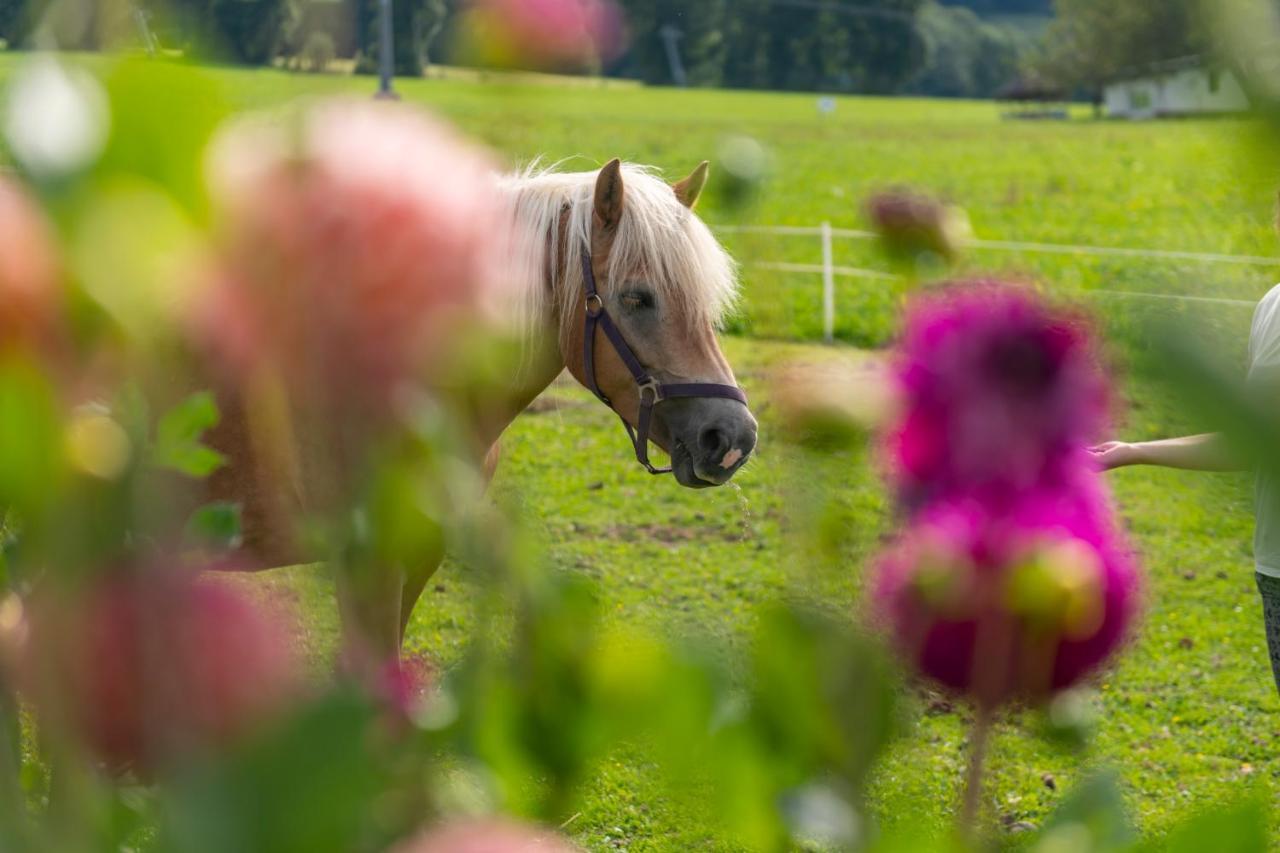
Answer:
[23,570,305,773]
[871,487,1140,707]
[196,99,515,420]
[886,282,1110,513]
[0,176,62,356]
[393,819,579,853]
[461,0,626,70]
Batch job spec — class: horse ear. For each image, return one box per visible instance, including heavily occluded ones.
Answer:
[672,161,709,209]
[594,158,624,231]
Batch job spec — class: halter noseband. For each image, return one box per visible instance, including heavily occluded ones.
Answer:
[579,251,748,475]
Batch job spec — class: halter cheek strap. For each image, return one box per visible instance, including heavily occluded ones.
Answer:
[579,251,748,475]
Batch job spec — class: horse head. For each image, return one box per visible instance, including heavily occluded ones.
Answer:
[558,159,758,488]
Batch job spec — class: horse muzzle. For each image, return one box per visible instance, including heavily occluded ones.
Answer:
[660,397,758,489]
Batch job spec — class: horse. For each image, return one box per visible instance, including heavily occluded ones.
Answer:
[207,158,758,672]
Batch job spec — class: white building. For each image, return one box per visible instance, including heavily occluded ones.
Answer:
[1104,57,1250,120]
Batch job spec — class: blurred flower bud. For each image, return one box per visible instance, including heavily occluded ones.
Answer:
[23,570,305,772]
[871,493,1139,708]
[865,188,971,268]
[713,135,770,210]
[0,593,28,685]
[1004,539,1105,642]
[457,0,626,71]
[3,56,109,180]
[64,407,131,480]
[1040,687,1099,750]
[392,819,579,853]
[0,176,63,357]
[886,282,1110,514]
[771,357,898,449]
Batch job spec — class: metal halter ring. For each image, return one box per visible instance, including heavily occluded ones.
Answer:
[584,293,604,317]
[637,377,663,404]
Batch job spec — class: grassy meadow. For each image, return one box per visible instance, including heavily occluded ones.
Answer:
[5,54,1280,848]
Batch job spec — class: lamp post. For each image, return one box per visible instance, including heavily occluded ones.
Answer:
[375,0,399,100]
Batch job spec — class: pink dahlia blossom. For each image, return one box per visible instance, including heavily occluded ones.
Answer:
[886,282,1109,512]
[23,571,305,772]
[871,487,1139,707]
[461,0,626,70]
[0,176,62,356]
[196,99,516,419]
[392,819,579,853]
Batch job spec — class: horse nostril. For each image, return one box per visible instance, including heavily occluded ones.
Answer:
[698,425,729,458]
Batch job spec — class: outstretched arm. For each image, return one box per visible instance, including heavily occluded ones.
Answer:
[1089,434,1246,473]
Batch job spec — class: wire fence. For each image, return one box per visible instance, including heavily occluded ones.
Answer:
[712,222,1271,342]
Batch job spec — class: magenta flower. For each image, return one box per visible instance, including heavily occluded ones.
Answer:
[195,100,516,421]
[22,571,305,773]
[460,0,627,70]
[886,282,1110,513]
[870,486,1139,707]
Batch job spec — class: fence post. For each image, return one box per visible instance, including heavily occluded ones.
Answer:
[821,220,834,344]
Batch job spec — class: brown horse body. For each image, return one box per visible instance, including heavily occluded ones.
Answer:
[206,159,757,670]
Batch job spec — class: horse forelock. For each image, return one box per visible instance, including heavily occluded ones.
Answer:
[498,161,739,348]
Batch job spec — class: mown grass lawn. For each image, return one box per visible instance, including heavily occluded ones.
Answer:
[4,53,1280,848]
[257,334,1275,850]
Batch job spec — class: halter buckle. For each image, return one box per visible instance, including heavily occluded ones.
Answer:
[584,293,604,317]
[637,377,663,404]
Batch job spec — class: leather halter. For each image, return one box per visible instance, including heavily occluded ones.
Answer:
[579,251,748,475]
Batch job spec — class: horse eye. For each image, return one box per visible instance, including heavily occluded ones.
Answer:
[621,290,655,310]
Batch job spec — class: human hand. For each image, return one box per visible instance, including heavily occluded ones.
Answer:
[1088,441,1141,471]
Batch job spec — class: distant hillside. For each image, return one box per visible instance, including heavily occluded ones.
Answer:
[940,0,1052,14]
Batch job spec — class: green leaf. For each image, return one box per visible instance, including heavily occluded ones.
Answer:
[1151,798,1268,853]
[1037,771,1138,853]
[160,691,387,853]
[0,359,64,520]
[185,502,243,550]
[151,391,225,479]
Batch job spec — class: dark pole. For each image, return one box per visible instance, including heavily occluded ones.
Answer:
[375,0,398,99]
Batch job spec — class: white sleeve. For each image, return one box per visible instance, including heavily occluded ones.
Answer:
[1250,285,1280,375]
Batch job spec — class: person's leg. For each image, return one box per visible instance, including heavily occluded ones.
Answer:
[1255,573,1280,695]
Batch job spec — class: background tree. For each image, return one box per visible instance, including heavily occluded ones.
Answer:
[906,2,1032,98]
[0,0,31,45]
[1036,0,1205,100]
[357,0,449,77]
[617,1,730,87]
[161,0,296,64]
[946,0,1051,13]
[617,0,926,93]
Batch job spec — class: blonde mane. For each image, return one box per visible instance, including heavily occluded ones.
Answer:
[498,162,738,345]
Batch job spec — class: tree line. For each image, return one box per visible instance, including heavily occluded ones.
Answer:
[0,0,1208,101]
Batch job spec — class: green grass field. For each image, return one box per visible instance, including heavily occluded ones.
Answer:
[6,55,1280,848]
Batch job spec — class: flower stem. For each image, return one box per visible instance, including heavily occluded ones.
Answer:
[959,705,995,837]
